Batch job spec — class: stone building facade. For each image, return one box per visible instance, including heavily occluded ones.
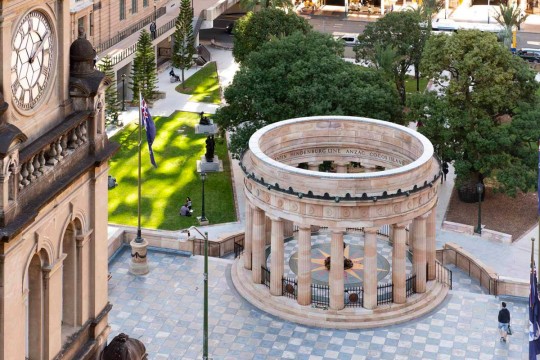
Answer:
[0,1,118,359]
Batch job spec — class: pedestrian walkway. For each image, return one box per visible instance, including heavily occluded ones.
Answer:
[108,247,528,359]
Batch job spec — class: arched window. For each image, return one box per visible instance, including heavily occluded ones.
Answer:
[26,253,45,360]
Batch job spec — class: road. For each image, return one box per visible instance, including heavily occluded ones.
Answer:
[200,13,540,50]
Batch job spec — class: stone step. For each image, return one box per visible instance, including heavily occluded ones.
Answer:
[232,257,450,329]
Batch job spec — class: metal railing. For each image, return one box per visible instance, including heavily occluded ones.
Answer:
[96,6,166,54]
[262,266,271,287]
[344,286,363,308]
[234,241,244,259]
[406,274,417,297]
[311,283,330,307]
[435,260,452,289]
[377,282,393,305]
[282,277,298,299]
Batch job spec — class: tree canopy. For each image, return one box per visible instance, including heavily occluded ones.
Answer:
[131,30,158,102]
[354,11,426,105]
[407,30,539,196]
[172,0,196,85]
[215,31,401,158]
[232,8,312,64]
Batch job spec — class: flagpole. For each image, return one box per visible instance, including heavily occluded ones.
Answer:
[136,91,143,243]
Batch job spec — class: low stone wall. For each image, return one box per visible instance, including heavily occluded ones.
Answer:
[107,225,244,260]
[441,221,512,243]
[437,242,527,297]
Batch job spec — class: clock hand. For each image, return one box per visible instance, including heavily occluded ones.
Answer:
[29,30,49,64]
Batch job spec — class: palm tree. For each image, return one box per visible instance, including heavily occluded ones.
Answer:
[239,0,292,11]
[413,0,444,30]
[494,4,528,49]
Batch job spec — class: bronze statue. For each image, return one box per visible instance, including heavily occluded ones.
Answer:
[199,111,211,126]
[205,135,215,162]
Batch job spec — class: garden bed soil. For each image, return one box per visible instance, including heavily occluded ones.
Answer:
[445,187,537,241]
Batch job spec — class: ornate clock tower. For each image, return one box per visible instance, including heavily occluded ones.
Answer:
[0,1,118,359]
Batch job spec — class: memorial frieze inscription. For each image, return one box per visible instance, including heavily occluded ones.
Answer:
[273,147,407,166]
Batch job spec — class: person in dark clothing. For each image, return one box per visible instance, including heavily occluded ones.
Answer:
[442,162,449,183]
[169,68,180,82]
[180,204,191,217]
[498,302,511,342]
[150,22,157,39]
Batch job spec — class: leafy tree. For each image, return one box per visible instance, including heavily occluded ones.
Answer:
[407,30,539,196]
[98,55,121,126]
[239,0,292,11]
[494,4,528,49]
[131,29,158,102]
[172,0,196,86]
[233,8,312,64]
[215,31,401,158]
[355,11,425,105]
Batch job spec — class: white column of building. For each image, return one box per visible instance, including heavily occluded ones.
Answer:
[252,207,266,284]
[426,208,437,281]
[283,219,294,239]
[244,202,253,270]
[335,162,348,173]
[297,225,312,306]
[392,223,408,304]
[363,227,379,310]
[381,0,385,15]
[330,229,345,310]
[412,214,427,293]
[270,217,284,296]
[308,163,319,171]
[265,216,272,246]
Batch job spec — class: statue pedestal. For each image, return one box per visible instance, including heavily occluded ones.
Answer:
[195,123,218,134]
[197,155,223,173]
[129,238,149,275]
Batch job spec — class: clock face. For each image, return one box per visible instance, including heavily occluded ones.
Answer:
[11,11,55,111]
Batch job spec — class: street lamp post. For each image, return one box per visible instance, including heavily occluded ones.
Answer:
[487,0,491,24]
[121,74,126,111]
[200,172,207,222]
[475,182,484,234]
[189,226,209,360]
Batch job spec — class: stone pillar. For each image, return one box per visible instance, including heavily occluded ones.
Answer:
[297,225,312,306]
[244,203,253,270]
[252,207,265,284]
[412,215,427,293]
[392,223,408,304]
[283,220,294,239]
[426,208,437,281]
[363,227,378,310]
[265,216,272,246]
[335,162,348,173]
[381,0,385,15]
[270,218,284,296]
[43,257,64,359]
[76,234,91,324]
[308,163,319,171]
[330,229,344,310]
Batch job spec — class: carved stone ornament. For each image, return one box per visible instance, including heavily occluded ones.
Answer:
[100,333,147,360]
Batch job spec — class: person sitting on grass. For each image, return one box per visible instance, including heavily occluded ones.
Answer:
[180,204,191,217]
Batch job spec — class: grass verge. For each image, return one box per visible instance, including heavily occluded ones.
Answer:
[176,62,221,104]
[108,111,236,230]
[405,76,428,94]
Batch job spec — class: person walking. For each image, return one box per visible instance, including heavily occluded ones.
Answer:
[498,302,511,342]
[442,162,449,183]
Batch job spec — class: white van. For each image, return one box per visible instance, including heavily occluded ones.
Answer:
[338,34,360,46]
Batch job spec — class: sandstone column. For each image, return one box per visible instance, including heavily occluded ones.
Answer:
[335,162,348,173]
[265,216,272,246]
[244,202,253,270]
[283,219,294,239]
[412,215,427,293]
[43,258,64,359]
[330,229,344,310]
[297,225,312,306]
[426,208,437,281]
[363,227,378,310]
[392,223,408,304]
[270,218,284,296]
[252,207,265,284]
[308,163,319,171]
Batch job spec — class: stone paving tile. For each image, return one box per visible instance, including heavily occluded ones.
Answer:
[108,248,528,360]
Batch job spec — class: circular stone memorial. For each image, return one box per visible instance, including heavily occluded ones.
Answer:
[232,116,450,329]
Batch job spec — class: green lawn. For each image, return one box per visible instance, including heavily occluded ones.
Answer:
[176,62,222,104]
[405,76,429,94]
[108,111,236,230]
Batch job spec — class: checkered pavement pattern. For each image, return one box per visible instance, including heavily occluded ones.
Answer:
[266,230,413,283]
[108,248,527,360]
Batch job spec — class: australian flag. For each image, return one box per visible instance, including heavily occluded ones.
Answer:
[530,263,540,359]
[140,93,157,168]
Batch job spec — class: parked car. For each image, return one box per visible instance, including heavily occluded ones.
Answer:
[339,34,359,46]
[225,22,235,34]
[516,48,540,63]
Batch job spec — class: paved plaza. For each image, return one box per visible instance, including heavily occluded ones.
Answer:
[108,248,528,360]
